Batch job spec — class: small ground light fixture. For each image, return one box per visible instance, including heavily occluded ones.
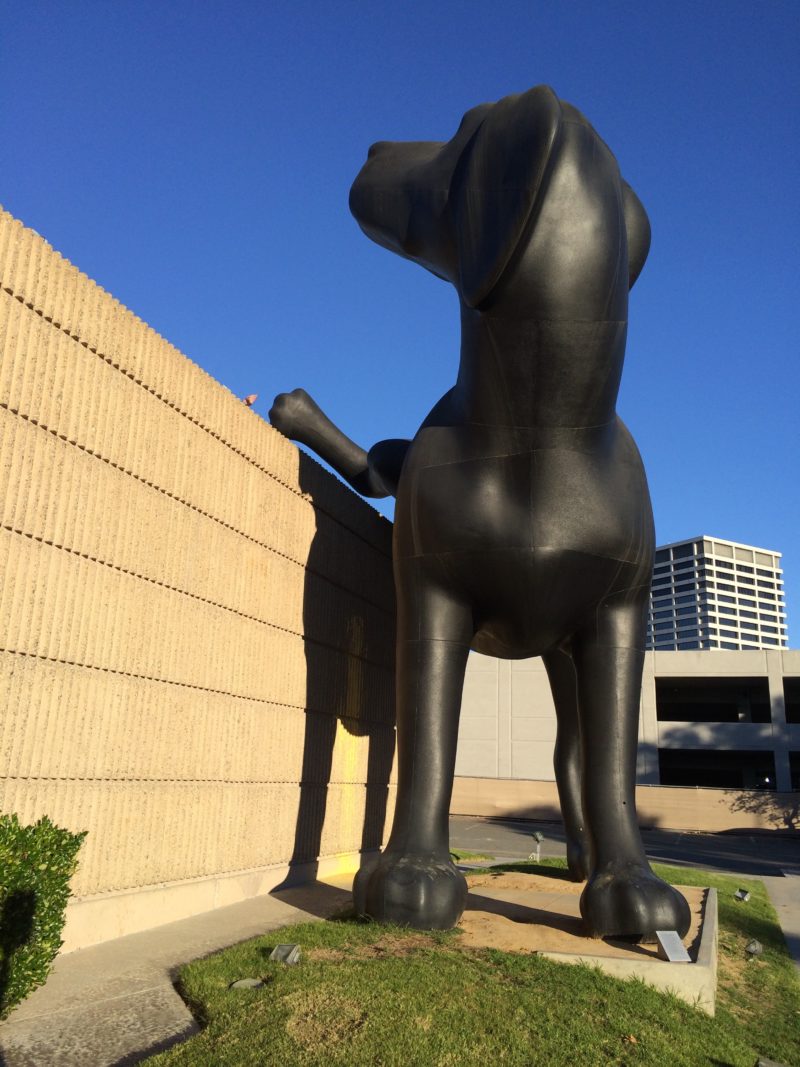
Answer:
[269,944,301,964]
[529,830,545,862]
[734,888,751,902]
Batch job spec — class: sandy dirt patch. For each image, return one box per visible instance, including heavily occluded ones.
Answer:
[459,871,706,960]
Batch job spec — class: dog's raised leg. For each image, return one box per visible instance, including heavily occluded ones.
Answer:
[269,388,408,497]
[543,648,591,882]
[572,596,691,939]
[354,562,473,928]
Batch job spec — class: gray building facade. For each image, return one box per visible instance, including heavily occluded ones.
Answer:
[456,649,800,794]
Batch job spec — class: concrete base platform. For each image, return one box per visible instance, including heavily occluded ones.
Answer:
[461,870,718,1014]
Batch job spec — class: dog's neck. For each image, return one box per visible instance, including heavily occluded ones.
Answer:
[454,303,626,431]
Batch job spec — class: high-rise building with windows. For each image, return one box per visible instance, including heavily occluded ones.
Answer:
[646,536,788,651]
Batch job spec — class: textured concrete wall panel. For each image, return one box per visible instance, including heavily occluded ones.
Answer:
[0,206,396,930]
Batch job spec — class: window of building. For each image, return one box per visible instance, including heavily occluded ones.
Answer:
[762,626,778,634]
[654,621,673,632]
[673,543,694,559]
[763,637,779,646]
[756,568,775,578]
[757,580,775,589]
[740,610,757,619]
[655,549,670,564]
[652,577,671,588]
[738,576,755,586]
[736,565,754,574]
[675,594,696,605]
[790,752,800,791]
[698,580,715,589]
[716,559,734,570]
[740,621,758,631]
[699,627,717,636]
[721,642,738,649]
[654,609,673,620]
[718,605,736,616]
[677,641,701,650]
[655,677,771,723]
[740,598,756,608]
[720,629,738,639]
[658,749,776,789]
[718,595,735,604]
[717,582,736,593]
[676,606,697,617]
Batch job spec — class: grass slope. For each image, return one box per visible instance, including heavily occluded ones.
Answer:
[147,862,800,1067]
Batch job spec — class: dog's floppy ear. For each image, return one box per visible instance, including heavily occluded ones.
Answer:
[450,86,563,309]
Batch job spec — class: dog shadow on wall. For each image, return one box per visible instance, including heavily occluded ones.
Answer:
[271,452,396,897]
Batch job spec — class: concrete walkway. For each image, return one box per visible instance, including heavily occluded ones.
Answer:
[0,821,797,1065]
[0,879,351,1067]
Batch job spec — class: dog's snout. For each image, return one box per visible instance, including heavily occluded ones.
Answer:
[368,140,389,160]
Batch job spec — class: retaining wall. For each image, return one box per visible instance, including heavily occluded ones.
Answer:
[0,207,397,950]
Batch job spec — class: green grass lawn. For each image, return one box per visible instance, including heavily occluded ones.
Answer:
[147,861,800,1067]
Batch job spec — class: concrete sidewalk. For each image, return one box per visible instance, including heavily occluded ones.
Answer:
[0,877,352,1067]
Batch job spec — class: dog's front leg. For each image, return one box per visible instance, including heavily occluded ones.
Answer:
[353,560,473,929]
[270,388,409,498]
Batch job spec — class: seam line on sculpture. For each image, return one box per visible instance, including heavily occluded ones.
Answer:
[0,647,398,702]
[0,523,393,669]
[0,404,392,618]
[0,284,391,561]
[463,420,616,431]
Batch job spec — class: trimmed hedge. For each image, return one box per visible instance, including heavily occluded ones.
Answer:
[0,813,87,1020]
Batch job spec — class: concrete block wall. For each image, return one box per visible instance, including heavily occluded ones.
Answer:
[0,207,397,949]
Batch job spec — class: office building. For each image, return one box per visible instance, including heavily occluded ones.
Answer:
[646,536,788,652]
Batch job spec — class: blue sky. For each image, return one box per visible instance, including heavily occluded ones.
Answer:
[3,1,798,639]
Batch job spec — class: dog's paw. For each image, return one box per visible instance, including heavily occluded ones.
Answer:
[268,388,317,439]
[580,863,691,941]
[358,852,467,930]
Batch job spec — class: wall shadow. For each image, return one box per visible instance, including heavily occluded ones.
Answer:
[272,453,396,893]
[0,888,36,1019]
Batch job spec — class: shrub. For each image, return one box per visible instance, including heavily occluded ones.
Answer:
[0,813,87,1020]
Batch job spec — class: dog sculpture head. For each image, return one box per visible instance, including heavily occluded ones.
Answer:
[350,85,649,310]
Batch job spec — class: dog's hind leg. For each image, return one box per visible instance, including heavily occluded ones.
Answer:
[543,647,591,882]
[269,388,409,498]
[572,592,691,939]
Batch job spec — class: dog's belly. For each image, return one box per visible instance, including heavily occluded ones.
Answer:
[394,425,653,656]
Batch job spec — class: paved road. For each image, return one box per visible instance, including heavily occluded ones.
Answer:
[450,815,799,876]
[450,814,800,970]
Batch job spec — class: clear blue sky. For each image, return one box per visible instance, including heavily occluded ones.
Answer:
[3,1,798,640]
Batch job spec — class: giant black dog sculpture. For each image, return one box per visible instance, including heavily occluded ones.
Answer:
[270,86,690,940]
